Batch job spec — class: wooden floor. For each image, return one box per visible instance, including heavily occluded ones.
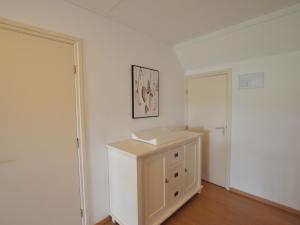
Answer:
[106,182,300,225]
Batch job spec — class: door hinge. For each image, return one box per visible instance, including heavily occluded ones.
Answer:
[76,138,80,148]
[73,64,77,74]
[80,208,84,218]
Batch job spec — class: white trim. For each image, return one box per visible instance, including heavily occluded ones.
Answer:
[74,41,89,225]
[175,3,300,49]
[185,69,232,190]
[0,17,89,225]
[225,71,232,191]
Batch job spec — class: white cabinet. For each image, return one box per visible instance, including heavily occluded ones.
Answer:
[107,132,202,225]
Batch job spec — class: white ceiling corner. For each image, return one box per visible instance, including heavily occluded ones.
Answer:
[64,0,123,15]
[63,0,300,45]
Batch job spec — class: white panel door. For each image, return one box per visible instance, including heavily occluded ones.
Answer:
[183,142,197,192]
[0,26,82,225]
[143,153,166,224]
[187,75,228,187]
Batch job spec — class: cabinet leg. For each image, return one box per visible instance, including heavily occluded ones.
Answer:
[198,185,204,194]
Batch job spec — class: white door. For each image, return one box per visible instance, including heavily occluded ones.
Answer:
[0,25,82,225]
[187,74,229,187]
[183,142,197,192]
[143,153,166,224]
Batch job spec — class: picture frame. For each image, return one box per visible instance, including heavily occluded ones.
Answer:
[132,65,159,119]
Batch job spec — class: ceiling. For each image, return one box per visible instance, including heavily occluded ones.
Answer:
[64,0,300,45]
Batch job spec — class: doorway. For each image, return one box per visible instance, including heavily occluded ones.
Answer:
[0,19,87,225]
[186,70,231,189]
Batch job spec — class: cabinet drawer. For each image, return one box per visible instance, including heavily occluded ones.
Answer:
[167,185,183,205]
[166,147,183,167]
[166,164,183,186]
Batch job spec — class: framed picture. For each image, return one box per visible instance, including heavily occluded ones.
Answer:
[132,65,159,118]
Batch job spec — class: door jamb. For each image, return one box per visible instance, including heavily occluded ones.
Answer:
[0,18,89,225]
[185,69,232,190]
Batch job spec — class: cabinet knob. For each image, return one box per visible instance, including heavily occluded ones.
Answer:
[165,178,169,184]
[174,172,179,178]
[174,191,179,197]
[174,152,179,158]
[185,168,188,172]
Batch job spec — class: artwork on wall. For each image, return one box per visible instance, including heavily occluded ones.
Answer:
[132,65,159,118]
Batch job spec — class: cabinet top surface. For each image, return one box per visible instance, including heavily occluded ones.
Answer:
[107,131,201,158]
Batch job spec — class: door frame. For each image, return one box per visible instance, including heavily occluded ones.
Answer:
[0,18,89,225]
[185,69,232,190]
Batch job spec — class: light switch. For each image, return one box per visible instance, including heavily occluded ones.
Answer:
[238,72,264,89]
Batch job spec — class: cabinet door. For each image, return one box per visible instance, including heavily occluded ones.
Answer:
[143,153,166,223]
[184,142,198,192]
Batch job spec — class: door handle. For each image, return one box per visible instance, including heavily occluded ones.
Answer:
[215,127,225,135]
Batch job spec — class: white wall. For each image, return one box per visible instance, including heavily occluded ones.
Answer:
[175,4,300,210]
[0,0,185,223]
